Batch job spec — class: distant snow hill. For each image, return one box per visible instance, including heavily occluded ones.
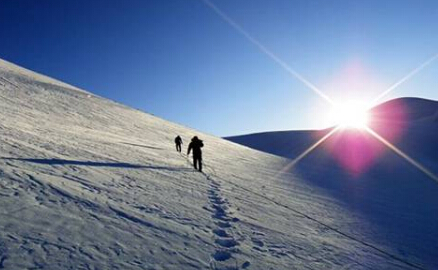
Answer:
[0,57,437,270]
[226,97,438,162]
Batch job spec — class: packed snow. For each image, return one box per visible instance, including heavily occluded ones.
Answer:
[0,58,437,269]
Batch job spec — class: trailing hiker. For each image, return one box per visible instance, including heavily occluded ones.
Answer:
[174,135,183,152]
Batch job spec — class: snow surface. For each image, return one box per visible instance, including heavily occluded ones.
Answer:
[227,98,438,270]
[0,58,436,269]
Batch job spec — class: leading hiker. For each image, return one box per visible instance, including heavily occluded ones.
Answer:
[187,136,203,172]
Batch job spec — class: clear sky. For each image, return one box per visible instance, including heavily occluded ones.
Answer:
[1,0,437,136]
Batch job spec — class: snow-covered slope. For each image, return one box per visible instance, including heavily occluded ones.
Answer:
[0,59,437,270]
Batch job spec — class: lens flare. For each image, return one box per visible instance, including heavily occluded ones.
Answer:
[276,127,339,176]
[365,127,438,183]
[372,53,438,105]
[329,100,370,129]
[200,0,334,105]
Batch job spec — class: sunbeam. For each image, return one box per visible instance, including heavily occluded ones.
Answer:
[200,0,334,105]
[371,53,438,105]
[201,0,438,184]
[365,127,438,184]
[276,127,340,177]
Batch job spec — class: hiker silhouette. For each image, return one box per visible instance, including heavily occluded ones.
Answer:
[187,136,204,172]
[174,135,183,152]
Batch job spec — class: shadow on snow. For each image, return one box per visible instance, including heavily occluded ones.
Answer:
[1,157,191,172]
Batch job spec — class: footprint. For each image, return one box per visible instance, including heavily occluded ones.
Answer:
[242,261,251,268]
[211,181,221,187]
[216,221,232,228]
[212,206,228,220]
[211,198,227,205]
[213,229,229,237]
[208,195,221,202]
[212,213,228,220]
[212,250,232,261]
[212,205,226,213]
[210,185,220,191]
[215,238,238,248]
[208,189,219,195]
[212,204,228,211]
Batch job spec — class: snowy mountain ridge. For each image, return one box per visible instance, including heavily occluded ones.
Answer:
[0,58,86,94]
[227,97,438,161]
[370,97,438,123]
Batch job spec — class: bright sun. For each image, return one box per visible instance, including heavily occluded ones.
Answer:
[329,100,370,129]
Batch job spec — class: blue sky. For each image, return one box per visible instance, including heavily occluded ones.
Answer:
[1,0,437,136]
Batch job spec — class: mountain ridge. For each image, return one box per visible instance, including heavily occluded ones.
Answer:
[226,96,438,160]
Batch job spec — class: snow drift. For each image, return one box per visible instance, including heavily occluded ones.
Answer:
[0,58,437,269]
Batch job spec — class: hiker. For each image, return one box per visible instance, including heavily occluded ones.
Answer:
[187,136,204,172]
[175,135,183,152]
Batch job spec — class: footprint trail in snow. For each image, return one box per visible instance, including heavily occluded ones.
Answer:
[201,169,250,270]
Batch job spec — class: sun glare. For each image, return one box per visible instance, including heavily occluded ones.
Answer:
[330,100,370,129]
